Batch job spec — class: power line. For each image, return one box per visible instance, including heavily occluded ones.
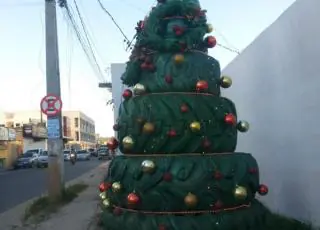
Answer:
[96,0,130,44]
[72,0,105,80]
[75,0,107,64]
[60,1,105,82]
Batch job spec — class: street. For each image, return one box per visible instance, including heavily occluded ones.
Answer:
[0,159,102,214]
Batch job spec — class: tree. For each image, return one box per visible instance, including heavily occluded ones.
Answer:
[99,0,269,229]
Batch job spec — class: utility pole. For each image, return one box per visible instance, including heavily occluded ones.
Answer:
[45,0,64,200]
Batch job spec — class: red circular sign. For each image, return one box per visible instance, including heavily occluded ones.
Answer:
[40,94,63,116]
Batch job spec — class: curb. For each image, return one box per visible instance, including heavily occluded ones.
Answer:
[0,162,109,230]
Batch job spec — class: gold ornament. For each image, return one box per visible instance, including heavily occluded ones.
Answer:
[112,182,122,193]
[237,121,250,132]
[99,192,107,200]
[141,160,156,173]
[184,192,198,208]
[207,24,214,33]
[234,185,248,200]
[122,136,134,150]
[133,83,146,95]
[142,122,155,134]
[190,121,201,132]
[102,198,111,208]
[174,54,184,64]
[220,76,232,88]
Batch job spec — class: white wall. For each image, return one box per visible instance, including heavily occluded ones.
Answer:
[222,0,320,225]
[110,63,126,134]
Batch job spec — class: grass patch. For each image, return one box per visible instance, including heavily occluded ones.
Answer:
[23,183,88,223]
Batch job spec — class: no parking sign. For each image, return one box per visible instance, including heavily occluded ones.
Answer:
[40,94,63,116]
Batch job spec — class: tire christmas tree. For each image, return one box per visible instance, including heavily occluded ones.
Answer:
[99,0,269,229]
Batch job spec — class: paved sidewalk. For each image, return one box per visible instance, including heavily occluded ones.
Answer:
[0,161,109,230]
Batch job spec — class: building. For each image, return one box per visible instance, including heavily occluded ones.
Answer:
[110,63,126,135]
[63,111,96,149]
[0,110,96,149]
[221,0,319,225]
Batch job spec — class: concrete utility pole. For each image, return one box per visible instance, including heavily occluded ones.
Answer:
[45,0,64,200]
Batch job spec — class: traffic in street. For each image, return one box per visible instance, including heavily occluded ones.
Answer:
[0,159,102,214]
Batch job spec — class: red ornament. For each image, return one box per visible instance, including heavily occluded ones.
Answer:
[173,25,184,36]
[140,62,149,69]
[99,182,111,192]
[127,192,140,205]
[167,129,177,137]
[258,184,269,196]
[113,207,122,216]
[165,75,173,84]
[180,104,189,113]
[202,138,211,149]
[206,36,217,48]
[113,124,120,131]
[248,168,258,174]
[122,89,133,99]
[196,80,209,91]
[224,113,236,126]
[179,41,187,51]
[158,224,166,230]
[162,172,173,182]
[107,137,119,150]
[212,200,223,210]
[213,171,223,180]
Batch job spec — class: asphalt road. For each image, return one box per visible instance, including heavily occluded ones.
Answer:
[0,159,102,214]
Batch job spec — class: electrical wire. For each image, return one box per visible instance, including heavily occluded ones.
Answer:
[60,1,105,82]
[76,0,107,64]
[216,43,240,54]
[65,11,74,109]
[96,0,130,44]
[72,0,105,80]
[30,10,45,107]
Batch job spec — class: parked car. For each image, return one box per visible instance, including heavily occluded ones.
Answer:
[25,149,44,166]
[88,148,98,157]
[36,151,49,168]
[76,150,90,161]
[13,152,36,169]
[98,148,111,160]
[63,150,70,161]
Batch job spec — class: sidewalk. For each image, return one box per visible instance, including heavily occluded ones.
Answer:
[0,161,109,230]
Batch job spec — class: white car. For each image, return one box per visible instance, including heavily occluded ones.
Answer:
[63,150,71,161]
[76,150,90,161]
[36,151,49,168]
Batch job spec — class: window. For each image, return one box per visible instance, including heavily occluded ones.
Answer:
[75,131,79,141]
[74,118,79,128]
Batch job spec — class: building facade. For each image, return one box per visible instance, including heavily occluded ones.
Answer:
[0,110,96,149]
[111,63,126,135]
[63,111,96,148]
[221,0,320,225]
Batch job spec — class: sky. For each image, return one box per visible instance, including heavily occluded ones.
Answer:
[0,0,295,137]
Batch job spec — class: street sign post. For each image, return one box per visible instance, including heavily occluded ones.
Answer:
[40,94,62,116]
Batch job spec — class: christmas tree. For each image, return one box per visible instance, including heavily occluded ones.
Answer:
[99,0,269,229]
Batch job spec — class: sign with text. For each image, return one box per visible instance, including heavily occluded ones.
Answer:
[8,128,16,140]
[47,118,60,139]
[0,127,8,141]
